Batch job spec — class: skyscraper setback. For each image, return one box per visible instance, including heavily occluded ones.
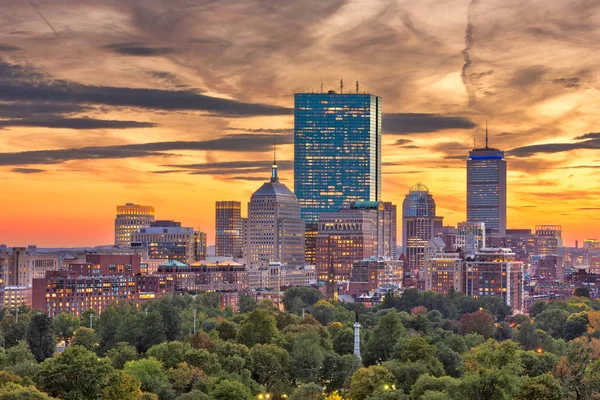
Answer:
[294,91,382,264]
[466,129,507,235]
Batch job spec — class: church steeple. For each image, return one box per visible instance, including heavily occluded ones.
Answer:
[271,136,279,183]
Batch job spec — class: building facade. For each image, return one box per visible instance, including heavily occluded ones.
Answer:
[424,238,463,294]
[402,184,443,271]
[247,163,305,269]
[114,203,155,247]
[215,201,244,259]
[535,225,563,257]
[466,138,507,235]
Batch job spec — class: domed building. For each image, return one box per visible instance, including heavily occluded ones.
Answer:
[247,161,305,269]
[402,184,443,271]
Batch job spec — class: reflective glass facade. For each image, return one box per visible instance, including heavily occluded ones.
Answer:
[294,93,382,223]
[467,148,506,235]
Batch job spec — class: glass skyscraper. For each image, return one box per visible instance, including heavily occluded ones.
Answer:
[467,138,507,235]
[294,92,382,222]
[294,92,382,265]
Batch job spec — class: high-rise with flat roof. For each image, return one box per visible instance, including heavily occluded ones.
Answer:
[115,203,155,247]
[215,201,244,259]
[294,91,382,264]
[467,129,506,235]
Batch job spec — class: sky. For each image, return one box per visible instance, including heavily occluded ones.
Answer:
[0,0,599,247]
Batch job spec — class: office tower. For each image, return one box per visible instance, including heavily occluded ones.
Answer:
[534,255,564,280]
[424,237,463,294]
[466,128,507,235]
[294,91,382,264]
[456,221,486,255]
[196,232,207,261]
[348,201,397,258]
[0,247,58,287]
[348,257,403,295]
[215,201,244,259]
[535,225,563,256]
[131,220,205,264]
[464,248,524,311]
[247,161,305,269]
[115,203,155,247]
[402,184,443,271]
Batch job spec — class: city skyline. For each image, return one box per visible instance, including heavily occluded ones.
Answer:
[0,1,599,247]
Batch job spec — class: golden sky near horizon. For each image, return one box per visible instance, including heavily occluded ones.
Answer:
[0,0,599,247]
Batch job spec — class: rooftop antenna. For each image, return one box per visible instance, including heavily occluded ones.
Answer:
[320,82,323,93]
[271,136,279,183]
[356,81,359,94]
[485,120,489,148]
[340,78,344,94]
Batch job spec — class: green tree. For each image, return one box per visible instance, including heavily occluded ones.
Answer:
[147,341,191,369]
[564,312,589,341]
[106,342,138,370]
[410,374,457,400]
[0,382,54,399]
[436,348,463,377]
[250,344,290,391]
[574,287,591,298]
[165,362,204,394]
[349,366,396,400]
[291,330,326,383]
[123,357,172,399]
[516,320,542,351]
[71,327,97,350]
[321,353,362,393]
[283,287,322,314]
[1,314,31,348]
[53,313,80,346]
[290,383,324,400]
[36,345,113,400]
[81,309,96,328]
[215,320,238,341]
[333,328,355,355]
[312,301,336,325]
[175,390,211,400]
[399,336,444,377]
[534,308,568,339]
[236,308,278,347]
[96,304,130,353]
[515,374,562,400]
[238,295,257,313]
[363,311,406,365]
[101,369,141,400]
[26,314,55,362]
[210,379,252,400]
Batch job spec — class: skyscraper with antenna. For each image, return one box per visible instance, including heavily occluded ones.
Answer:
[466,123,507,235]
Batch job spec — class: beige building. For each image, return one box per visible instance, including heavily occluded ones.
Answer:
[0,247,58,287]
[114,203,155,247]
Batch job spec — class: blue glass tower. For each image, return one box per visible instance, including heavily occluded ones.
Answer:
[467,130,506,235]
[294,92,382,223]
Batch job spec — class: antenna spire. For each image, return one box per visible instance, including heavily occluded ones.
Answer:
[356,81,359,94]
[271,136,279,183]
[340,78,344,94]
[485,120,489,148]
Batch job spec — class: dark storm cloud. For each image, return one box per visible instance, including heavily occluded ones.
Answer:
[574,132,600,140]
[553,77,581,88]
[105,42,175,56]
[10,167,45,174]
[509,137,600,157]
[0,45,20,52]
[0,102,89,118]
[0,134,292,166]
[0,60,290,117]
[0,117,156,129]
[383,113,476,134]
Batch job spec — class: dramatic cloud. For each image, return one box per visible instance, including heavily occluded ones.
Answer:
[574,132,600,140]
[0,60,290,117]
[0,117,156,129]
[383,113,477,134]
[0,102,89,118]
[0,45,20,52]
[164,160,293,176]
[0,134,292,166]
[105,42,175,57]
[509,137,600,157]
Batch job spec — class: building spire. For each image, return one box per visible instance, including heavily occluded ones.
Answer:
[485,120,489,149]
[271,136,279,183]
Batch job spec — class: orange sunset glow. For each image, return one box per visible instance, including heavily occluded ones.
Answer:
[0,0,599,247]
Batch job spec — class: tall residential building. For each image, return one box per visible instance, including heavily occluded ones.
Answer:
[294,91,382,264]
[424,237,463,294]
[456,221,486,255]
[466,129,507,235]
[131,220,206,265]
[0,247,58,287]
[247,162,305,269]
[505,229,536,261]
[115,203,155,247]
[402,184,443,271]
[464,247,524,312]
[316,201,396,283]
[215,201,244,259]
